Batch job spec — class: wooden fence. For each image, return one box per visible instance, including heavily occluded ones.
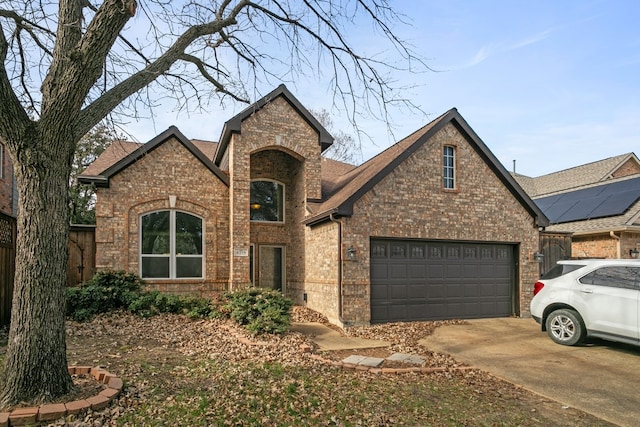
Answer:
[538,232,572,277]
[68,225,96,287]
[1,223,95,327]
[0,212,16,328]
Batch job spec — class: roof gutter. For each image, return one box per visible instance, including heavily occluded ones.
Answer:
[77,175,109,188]
[569,225,640,237]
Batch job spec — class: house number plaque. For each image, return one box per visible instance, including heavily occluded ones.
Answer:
[233,247,249,257]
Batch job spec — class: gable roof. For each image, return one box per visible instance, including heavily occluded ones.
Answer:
[514,153,640,198]
[213,84,334,165]
[81,140,142,177]
[79,126,228,187]
[306,108,548,227]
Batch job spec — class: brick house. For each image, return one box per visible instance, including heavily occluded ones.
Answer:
[514,153,640,260]
[80,85,547,326]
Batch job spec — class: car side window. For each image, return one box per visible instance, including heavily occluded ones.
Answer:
[579,267,640,290]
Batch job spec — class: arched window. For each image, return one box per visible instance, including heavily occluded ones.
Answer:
[250,180,284,222]
[140,210,203,279]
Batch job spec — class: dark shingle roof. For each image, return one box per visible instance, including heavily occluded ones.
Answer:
[514,153,639,197]
[214,84,333,165]
[307,108,548,227]
[79,126,227,187]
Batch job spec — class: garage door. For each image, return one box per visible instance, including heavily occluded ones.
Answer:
[370,239,516,323]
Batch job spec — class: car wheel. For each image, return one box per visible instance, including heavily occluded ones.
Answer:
[545,309,586,346]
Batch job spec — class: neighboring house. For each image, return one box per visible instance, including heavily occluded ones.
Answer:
[514,153,640,260]
[80,84,547,326]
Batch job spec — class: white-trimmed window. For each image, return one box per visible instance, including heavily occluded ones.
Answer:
[443,145,456,190]
[250,179,285,222]
[140,210,204,279]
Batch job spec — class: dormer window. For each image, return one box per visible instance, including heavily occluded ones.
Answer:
[250,180,284,222]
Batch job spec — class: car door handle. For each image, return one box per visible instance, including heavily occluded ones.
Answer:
[580,289,594,294]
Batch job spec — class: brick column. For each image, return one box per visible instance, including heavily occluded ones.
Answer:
[228,135,251,289]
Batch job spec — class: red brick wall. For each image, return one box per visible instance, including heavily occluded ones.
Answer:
[338,123,540,325]
[611,159,640,178]
[572,232,640,259]
[227,96,322,291]
[94,137,230,295]
[303,221,340,323]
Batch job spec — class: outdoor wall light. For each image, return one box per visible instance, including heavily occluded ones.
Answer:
[346,246,357,260]
[630,248,640,259]
[533,251,544,263]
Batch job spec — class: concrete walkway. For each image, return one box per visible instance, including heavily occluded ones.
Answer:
[290,322,390,351]
[420,317,640,427]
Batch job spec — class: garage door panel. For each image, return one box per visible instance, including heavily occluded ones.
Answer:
[445,265,462,278]
[428,284,446,298]
[389,285,407,299]
[371,239,515,323]
[462,264,478,278]
[409,264,426,278]
[464,284,479,297]
[427,264,444,278]
[407,284,426,299]
[371,284,388,300]
[389,263,407,279]
[447,284,463,297]
[371,264,388,280]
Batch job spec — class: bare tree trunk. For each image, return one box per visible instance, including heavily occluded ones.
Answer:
[0,130,75,407]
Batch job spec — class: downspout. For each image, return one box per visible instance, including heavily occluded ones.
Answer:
[610,231,621,258]
[329,212,348,326]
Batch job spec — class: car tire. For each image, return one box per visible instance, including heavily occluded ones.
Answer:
[545,309,586,346]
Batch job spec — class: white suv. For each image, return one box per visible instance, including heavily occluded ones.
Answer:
[530,259,640,346]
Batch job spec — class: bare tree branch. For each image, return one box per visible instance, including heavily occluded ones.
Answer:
[0,21,31,145]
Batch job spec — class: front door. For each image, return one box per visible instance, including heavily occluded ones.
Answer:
[259,245,284,291]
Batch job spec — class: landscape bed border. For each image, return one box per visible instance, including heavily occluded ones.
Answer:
[0,366,123,427]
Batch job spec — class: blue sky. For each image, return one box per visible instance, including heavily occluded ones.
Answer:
[125,1,640,177]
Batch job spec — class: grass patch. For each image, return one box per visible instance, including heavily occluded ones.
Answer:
[2,314,612,426]
[93,352,609,426]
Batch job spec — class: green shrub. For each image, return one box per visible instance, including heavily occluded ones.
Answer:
[66,270,215,321]
[221,288,293,335]
[66,270,144,321]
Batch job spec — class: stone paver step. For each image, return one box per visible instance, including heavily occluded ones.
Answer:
[341,355,385,367]
[387,353,425,365]
[341,352,426,368]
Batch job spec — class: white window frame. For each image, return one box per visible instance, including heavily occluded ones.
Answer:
[249,179,285,223]
[443,145,456,190]
[139,210,205,279]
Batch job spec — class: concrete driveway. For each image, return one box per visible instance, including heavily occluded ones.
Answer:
[419,317,640,427]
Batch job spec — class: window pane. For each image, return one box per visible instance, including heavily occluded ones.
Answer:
[443,146,455,190]
[176,256,203,278]
[141,211,170,254]
[176,212,202,255]
[580,267,640,289]
[250,181,284,221]
[142,256,169,278]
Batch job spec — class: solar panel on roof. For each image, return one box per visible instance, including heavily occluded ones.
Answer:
[588,190,640,218]
[534,176,640,224]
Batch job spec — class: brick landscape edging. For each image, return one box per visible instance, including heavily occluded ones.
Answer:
[0,366,122,427]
